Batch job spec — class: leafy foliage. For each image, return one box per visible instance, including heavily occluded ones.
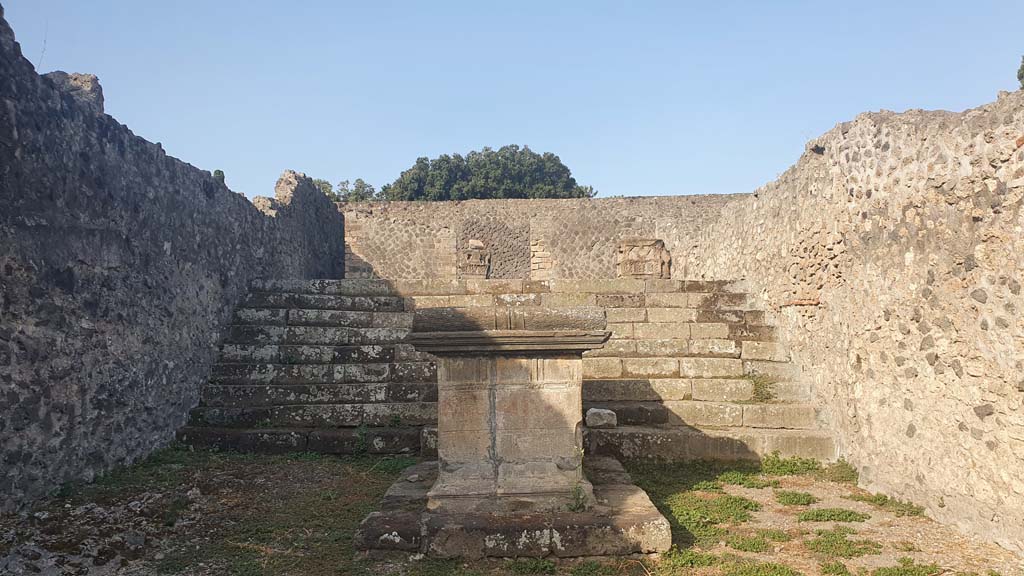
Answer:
[872,557,941,576]
[805,526,883,558]
[212,169,225,184]
[761,452,821,476]
[1018,56,1024,89]
[775,490,819,506]
[797,508,871,523]
[380,145,595,201]
[821,561,852,576]
[845,492,924,517]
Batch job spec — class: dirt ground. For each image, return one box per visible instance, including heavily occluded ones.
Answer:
[0,447,1020,576]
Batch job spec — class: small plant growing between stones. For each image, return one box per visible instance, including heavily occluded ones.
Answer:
[568,483,588,512]
[775,490,819,506]
[354,424,370,454]
[508,557,556,574]
[749,374,778,403]
[798,508,870,523]
[389,414,402,427]
[568,560,619,576]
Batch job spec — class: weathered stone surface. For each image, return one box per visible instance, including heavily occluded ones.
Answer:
[0,10,345,512]
[585,408,617,429]
[42,70,104,114]
[587,426,836,462]
[356,458,671,559]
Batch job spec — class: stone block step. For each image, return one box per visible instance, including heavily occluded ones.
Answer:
[233,308,412,329]
[242,292,405,312]
[210,361,436,384]
[580,356,795,380]
[177,426,425,455]
[216,343,429,366]
[200,383,437,406]
[189,402,437,428]
[582,378,812,403]
[223,325,410,346]
[586,425,836,462]
[583,401,818,429]
[249,278,395,296]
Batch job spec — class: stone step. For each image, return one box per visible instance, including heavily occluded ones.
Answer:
[218,344,395,366]
[584,401,818,429]
[249,278,395,296]
[233,308,412,329]
[586,425,836,462]
[210,361,436,383]
[242,292,405,312]
[582,356,791,379]
[224,325,411,346]
[189,402,437,428]
[582,378,811,403]
[200,383,437,406]
[177,426,426,455]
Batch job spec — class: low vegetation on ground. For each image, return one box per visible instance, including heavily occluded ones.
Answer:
[0,448,1014,576]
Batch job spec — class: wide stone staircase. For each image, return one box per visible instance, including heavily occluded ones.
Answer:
[179,278,835,461]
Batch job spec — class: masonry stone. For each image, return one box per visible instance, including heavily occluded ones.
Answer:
[1,3,1021,557]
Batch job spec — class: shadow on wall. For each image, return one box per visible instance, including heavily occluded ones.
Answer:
[0,5,346,513]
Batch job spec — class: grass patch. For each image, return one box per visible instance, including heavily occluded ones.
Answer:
[895,541,920,552]
[629,460,765,546]
[718,470,779,489]
[404,559,484,576]
[821,561,852,576]
[872,557,941,576]
[797,508,870,523]
[663,492,762,544]
[805,526,883,558]
[722,558,803,576]
[727,533,773,553]
[775,490,818,506]
[757,528,792,542]
[845,492,924,517]
[818,459,859,484]
[569,560,620,576]
[508,558,556,574]
[658,547,720,569]
[761,452,821,476]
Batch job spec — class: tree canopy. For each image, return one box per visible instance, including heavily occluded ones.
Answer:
[312,178,378,202]
[1018,55,1024,89]
[377,145,595,201]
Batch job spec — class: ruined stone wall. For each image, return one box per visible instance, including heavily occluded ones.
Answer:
[340,195,740,280]
[0,7,344,511]
[688,92,1024,554]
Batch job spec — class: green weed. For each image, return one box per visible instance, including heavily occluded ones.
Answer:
[797,508,870,523]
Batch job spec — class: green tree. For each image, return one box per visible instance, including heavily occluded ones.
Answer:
[312,178,339,201]
[337,178,378,202]
[1018,56,1024,89]
[212,169,225,185]
[379,145,596,201]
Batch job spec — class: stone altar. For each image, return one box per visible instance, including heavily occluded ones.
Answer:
[355,306,672,558]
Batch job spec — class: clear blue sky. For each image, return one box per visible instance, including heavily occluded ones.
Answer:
[5,1,1022,198]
